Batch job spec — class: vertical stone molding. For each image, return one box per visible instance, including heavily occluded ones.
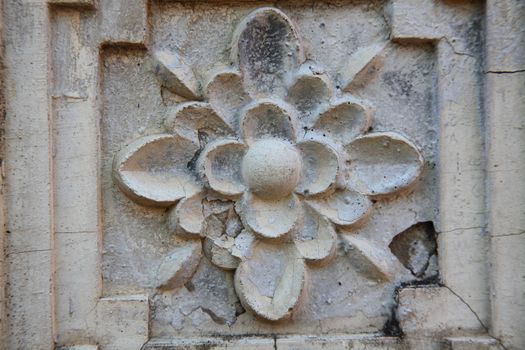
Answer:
[4,1,54,349]
[51,7,101,345]
[391,0,489,331]
[0,0,6,345]
[485,1,525,349]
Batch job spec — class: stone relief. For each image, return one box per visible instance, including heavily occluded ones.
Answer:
[112,8,424,322]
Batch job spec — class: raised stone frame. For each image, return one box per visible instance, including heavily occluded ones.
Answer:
[1,0,523,349]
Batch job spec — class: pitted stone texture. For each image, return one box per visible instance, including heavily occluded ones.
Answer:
[232,7,303,99]
[99,0,147,44]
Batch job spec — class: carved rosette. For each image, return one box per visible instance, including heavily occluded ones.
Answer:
[113,8,424,321]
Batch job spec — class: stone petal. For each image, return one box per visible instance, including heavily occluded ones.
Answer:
[203,235,240,270]
[234,241,306,321]
[153,50,201,99]
[156,240,202,290]
[231,7,304,98]
[240,99,298,144]
[305,188,372,227]
[199,139,247,196]
[232,229,257,260]
[286,62,333,126]
[236,192,300,240]
[113,134,201,207]
[168,192,205,238]
[341,234,394,282]
[205,69,251,130]
[312,97,373,145]
[345,132,424,197]
[166,102,235,146]
[296,138,339,197]
[294,205,337,266]
[341,41,388,92]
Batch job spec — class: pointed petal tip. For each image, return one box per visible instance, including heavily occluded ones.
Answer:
[341,234,394,283]
[156,241,202,290]
[153,50,202,100]
[342,40,388,91]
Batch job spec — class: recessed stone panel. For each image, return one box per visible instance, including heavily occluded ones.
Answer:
[100,0,439,338]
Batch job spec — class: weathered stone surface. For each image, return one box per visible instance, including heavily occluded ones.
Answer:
[3,0,524,349]
[145,337,275,350]
[156,241,202,290]
[235,241,307,321]
[443,337,505,350]
[397,287,486,337]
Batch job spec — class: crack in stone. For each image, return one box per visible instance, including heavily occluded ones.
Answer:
[437,226,484,235]
[442,285,488,331]
[484,69,525,75]
[7,248,51,256]
[492,230,525,238]
[489,335,511,350]
[200,307,227,325]
[441,36,476,58]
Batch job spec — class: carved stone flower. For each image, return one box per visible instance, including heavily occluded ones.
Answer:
[113,8,424,321]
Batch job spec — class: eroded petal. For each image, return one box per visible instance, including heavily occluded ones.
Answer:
[231,7,303,98]
[236,192,300,240]
[240,99,297,144]
[203,235,240,270]
[312,97,373,145]
[296,138,339,197]
[168,191,205,237]
[113,134,201,207]
[286,62,333,126]
[199,139,247,196]
[205,69,251,130]
[156,240,202,290]
[341,234,394,282]
[153,50,201,99]
[345,132,424,197]
[294,205,337,266]
[166,102,234,146]
[306,188,372,227]
[234,241,306,321]
[232,229,256,260]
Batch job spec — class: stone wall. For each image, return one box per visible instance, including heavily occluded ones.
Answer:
[1,0,524,349]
